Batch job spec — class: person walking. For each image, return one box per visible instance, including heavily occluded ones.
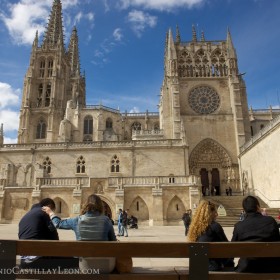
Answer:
[121,209,129,237]
[182,210,191,236]
[117,209,123,236]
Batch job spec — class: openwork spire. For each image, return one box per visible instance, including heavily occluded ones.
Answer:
[42,0,64,49]
[68,26,80,76]
[176,25,181,43]
[192,24,197,42]
[201,30,205,42]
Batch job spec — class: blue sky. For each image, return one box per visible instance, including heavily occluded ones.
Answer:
[0,0,280,143]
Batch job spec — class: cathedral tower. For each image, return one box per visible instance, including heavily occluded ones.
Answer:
[18,0,85,144]
[159,26,251,191]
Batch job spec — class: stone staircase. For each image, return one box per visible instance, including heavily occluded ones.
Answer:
[203,195,279,227]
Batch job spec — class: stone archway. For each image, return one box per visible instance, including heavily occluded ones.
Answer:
[130,196,149,222]
[189,138,232,195]
[166,195,186,223]
[53,197,69,218]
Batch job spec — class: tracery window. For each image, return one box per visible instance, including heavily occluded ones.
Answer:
[39,59,45,78]
[154,123,160,131]
[43,157,52,174]
[47,59,53,77]
[111,155,120,173]
[36,119,46,139]
[131,122,141,131]
[188,86,220,114]
[45,83,51,106]
[37,84,43,107]
[76,156,86,173]
[83,116,93,142]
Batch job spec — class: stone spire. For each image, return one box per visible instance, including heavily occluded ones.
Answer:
[175,25,181,43]
[226,28,237,58]
[0,123,3,146]
[201,30,205,42]
[42,0,64,49]
[67,26,80,76]
[33,30,38,48]
[192,24,197,42]
[167,29,177,61]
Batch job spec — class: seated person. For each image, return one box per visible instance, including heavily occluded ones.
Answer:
[19,198,78,269]
[232,195,280,272]
[43,194,117,273]
[187,200,234,271]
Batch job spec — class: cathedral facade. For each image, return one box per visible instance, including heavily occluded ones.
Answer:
[0,0,276,224]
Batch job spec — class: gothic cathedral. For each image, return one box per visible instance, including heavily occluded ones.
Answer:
[0,0,274,224]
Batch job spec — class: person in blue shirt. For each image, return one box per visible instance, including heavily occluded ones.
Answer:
[43,194,117,273]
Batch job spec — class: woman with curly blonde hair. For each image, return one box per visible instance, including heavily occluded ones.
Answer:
[187,200,234,271]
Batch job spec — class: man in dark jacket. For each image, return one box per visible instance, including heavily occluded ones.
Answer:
[19,198,58,240]
[232,195,280,272]
[19,198,78,269]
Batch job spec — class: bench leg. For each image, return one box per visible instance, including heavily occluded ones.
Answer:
[0,240,17,280]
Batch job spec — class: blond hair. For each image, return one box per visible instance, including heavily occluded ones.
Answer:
[187,200,216,242]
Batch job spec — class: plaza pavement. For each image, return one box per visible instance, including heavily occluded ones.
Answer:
[0,223,235,268]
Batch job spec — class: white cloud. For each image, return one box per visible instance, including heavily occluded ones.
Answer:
[0,0,80,45]
[113,28,123,41]
[0,83,20,139]
[118,0,205,11]
[0,82,20,108]
[0,109,19,132]
[4,136,18,144]
[86,12,94,21]
[127,10,157,37]
[129,107,140,113]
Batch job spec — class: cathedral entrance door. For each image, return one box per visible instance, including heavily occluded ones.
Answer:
[211,168,220,195]
[200,168,209,196]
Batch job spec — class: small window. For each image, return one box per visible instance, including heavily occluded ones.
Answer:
[111,155,120,173]
[76,156,86,173]
[84,116,93,135]
[260,124,264,130]
[36,119,46,139]
[106,118,113,129]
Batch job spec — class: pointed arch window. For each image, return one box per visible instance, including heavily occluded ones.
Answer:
[36,119,46,139]
[43,157,52,174]
[37,84,43,107]
[111,155,120,173]
[47,59,53,77]
[106,118,113,129]
[45,83,51,106]
[84,116,93,134]
[39,59,45,78]
[76,156,86,174]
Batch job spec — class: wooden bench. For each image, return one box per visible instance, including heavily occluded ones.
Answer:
[1,240,280,279]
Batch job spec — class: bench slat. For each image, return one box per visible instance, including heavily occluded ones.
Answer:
[16,241,188,258]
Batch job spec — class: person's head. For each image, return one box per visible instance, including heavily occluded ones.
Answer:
[80,194,104,215]
[187,200,217,242]
[39,198,56,211]
[119,208,122,213]
[242,195,260,213]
